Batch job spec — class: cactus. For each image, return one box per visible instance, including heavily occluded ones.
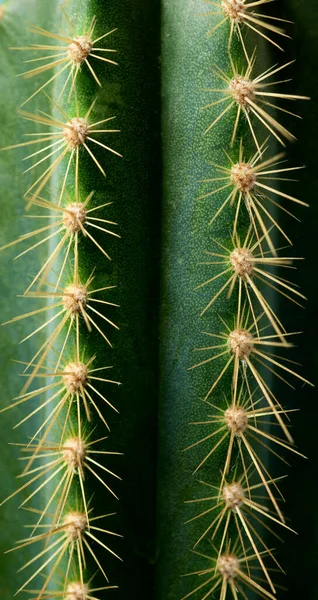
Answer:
[0,0,159,598]
[0,0,314,599]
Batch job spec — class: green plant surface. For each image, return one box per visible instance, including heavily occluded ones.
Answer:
[156,2,310,599]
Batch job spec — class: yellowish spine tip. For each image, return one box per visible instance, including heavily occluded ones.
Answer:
[0,6,4,21]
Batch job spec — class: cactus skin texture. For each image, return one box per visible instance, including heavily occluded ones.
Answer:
[0,0,316,599]
[157,1,311,600]
[0,0,160,598]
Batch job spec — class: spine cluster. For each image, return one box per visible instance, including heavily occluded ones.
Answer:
[185,2,311,599]
[1,6,121,598]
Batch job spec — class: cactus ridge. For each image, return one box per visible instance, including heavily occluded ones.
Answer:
[182,2,311,599]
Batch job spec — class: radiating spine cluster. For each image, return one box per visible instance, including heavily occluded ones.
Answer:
[0,5,121,598]
[184,2,311,599]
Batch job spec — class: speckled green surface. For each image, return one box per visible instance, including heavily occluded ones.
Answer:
[0,3,58,595]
